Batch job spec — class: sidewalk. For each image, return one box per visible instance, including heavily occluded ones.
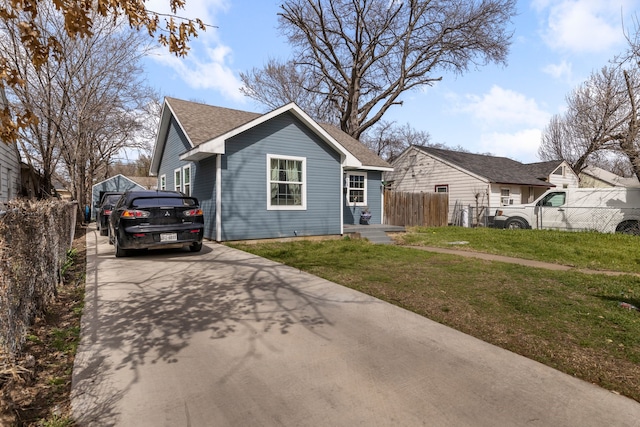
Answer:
[407,245,640,276]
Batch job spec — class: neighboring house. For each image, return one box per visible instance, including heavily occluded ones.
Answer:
[126,175,158,190]
[0,140,22,205]
[150,97,392,242]
[385,146,579,224]
[579,165,640,188]
[90,174,148,220]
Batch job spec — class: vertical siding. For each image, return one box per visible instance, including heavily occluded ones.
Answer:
[220,113,342,241]
[388,149,488,223]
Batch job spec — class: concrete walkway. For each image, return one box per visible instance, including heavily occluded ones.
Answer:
[71,229,640,426]
[408,245,640,276]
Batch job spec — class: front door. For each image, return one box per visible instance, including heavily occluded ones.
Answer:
[535,191,569,230]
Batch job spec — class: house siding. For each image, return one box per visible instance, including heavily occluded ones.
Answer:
[548,163,579,189]
[343,171,383,224]
[0,140,20,205]
[155,116,217,231]
[217,113,342,241]
[90,175,146,220]
[386,148,489,223]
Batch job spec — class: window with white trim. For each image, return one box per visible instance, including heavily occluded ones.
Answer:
[267,154,306,210]
[174,168,181,192]
[346,172,367,205]
[500,188,512,206]
[435,185,448,193]
[183,165,191,196]
[159,174,166,190]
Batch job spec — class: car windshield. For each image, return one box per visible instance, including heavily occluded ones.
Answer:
[130,197,196,208]
[103,195,121,205]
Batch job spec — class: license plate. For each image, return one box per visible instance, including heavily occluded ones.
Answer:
[160,233,177,242]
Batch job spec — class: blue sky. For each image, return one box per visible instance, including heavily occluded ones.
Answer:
[144,0,639,164]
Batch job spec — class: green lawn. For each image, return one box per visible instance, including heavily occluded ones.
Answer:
[229,228,640,403]
[395,226,640,273]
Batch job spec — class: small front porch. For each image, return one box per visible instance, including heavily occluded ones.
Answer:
[344,224,406,245]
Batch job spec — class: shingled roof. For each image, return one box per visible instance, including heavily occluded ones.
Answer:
[162,97,391,170]
[165,97,261,146]
[414,146,554,187]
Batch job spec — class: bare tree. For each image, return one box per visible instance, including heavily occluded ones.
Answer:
[0,0,206,145]
[1,3,158,206]
[538,66,629,173]
[362,121,431,161]
[240,58,338,124]
[242,0,516,140]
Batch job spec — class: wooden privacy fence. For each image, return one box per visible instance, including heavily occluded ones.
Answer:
[384,190,448,227]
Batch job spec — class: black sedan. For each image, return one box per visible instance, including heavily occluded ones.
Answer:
[108,190,204,257]
[96,192,123,236]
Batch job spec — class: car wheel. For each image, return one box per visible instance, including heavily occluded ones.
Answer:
[505,218,528,229]
[616,220,640,235]
[189,242,203,252]
[114,234,129,258]
[100,222,108,236]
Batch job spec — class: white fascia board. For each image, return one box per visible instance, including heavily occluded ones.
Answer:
[182,102,363,167]
[150,99,196,174]
[345,165,394,172]
[283,104,361,168]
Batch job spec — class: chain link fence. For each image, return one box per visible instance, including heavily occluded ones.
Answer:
[0,200,77,361]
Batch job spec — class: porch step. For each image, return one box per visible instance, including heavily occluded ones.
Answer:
[355,228,394,245]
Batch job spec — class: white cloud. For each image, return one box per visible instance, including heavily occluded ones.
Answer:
[535,0,633,53]
[455,86,550,130]
[144,0,243,102]
[478,129,543,163]
[542,60,573,82]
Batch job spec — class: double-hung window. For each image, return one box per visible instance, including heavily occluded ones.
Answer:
[268,154,306,210]
[174,168,182,192]
[346,172,367,205]
[183,165,191,196]
[173,164,192,195]
[501,188,512,206]
[159,174,166,190]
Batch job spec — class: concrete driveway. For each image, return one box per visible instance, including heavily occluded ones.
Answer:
[71,228,640,426]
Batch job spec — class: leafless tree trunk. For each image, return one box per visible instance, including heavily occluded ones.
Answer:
[1,3,158,207]
[243,0,516,140]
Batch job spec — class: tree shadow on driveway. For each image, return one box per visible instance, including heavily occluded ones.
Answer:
[72,234,373,426]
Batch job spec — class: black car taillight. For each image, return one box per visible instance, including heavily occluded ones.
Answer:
[122,209,150,218]
[183,208,203,217]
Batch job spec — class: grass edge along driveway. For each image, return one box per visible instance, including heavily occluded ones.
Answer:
[230,233,640,404]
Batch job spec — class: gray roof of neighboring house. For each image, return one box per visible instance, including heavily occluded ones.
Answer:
[164,97,390,169]
[413,146,554,187]
[521,160,565,179]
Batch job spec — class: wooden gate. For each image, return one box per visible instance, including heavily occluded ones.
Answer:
[383,190,448,227]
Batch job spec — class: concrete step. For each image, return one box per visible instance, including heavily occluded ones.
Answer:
[356,229,394,245]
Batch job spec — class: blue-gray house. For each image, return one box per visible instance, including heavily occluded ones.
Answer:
[150,97,393,242]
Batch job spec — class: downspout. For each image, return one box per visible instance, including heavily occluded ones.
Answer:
[340,166,344,235]
[216,154,222,242]
[380,178,385,225]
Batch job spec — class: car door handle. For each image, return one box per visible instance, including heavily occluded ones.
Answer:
[557,208,564,211]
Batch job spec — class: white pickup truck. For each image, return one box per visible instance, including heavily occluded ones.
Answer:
[492,187,640,235]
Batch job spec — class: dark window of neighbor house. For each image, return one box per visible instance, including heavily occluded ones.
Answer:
[435,185,448,193]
